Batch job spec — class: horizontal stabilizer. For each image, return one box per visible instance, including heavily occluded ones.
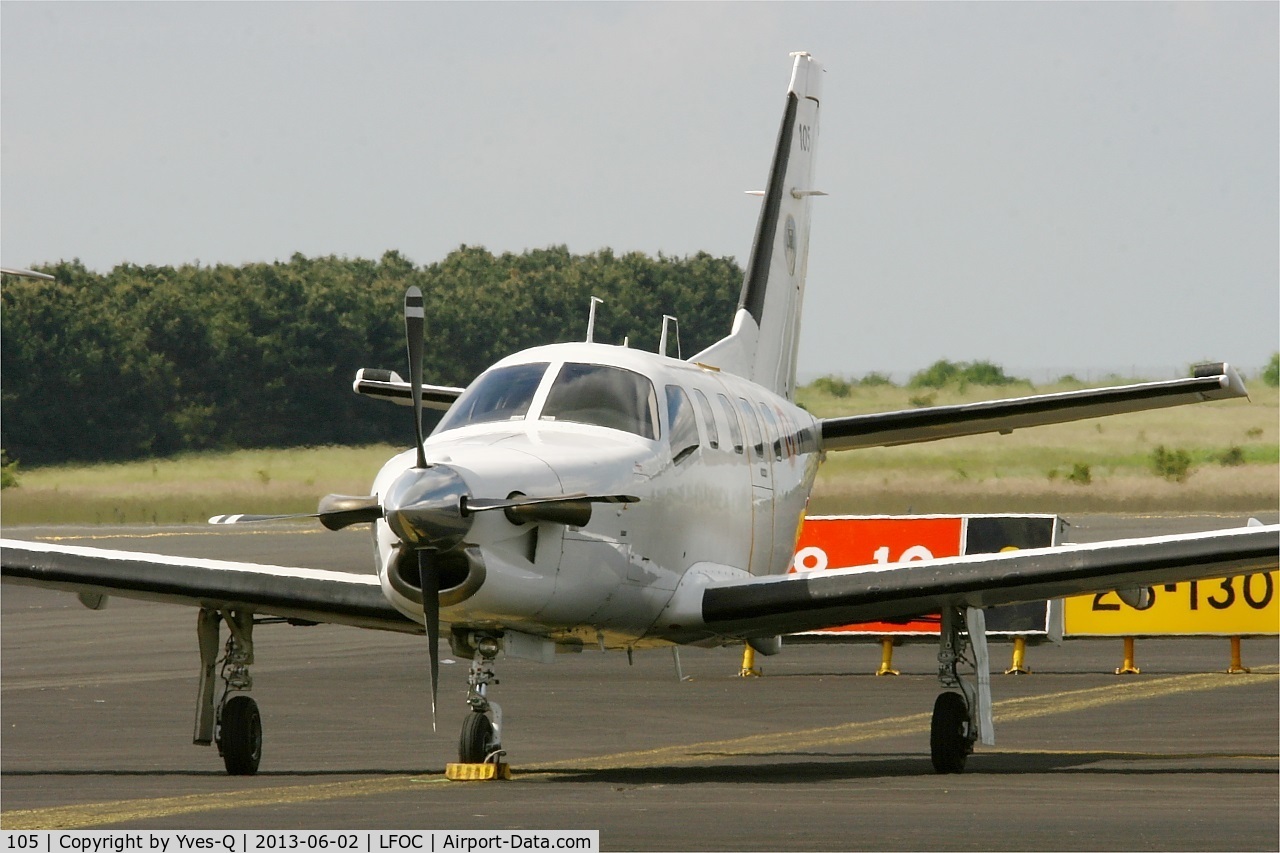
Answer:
[820,364,1248,452]
[353,368,464,410]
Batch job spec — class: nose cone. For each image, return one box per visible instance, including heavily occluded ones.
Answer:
[383,464,472,551]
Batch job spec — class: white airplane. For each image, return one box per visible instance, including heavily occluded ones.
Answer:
[3,53,1276,778]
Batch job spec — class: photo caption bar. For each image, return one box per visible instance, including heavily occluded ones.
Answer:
[1,832,599,853]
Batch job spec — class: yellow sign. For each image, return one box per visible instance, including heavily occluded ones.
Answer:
[1064,572,1280,636]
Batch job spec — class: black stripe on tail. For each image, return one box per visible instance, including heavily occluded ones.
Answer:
[739,92,799,324]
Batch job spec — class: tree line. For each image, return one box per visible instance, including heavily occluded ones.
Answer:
[1,247,742,466]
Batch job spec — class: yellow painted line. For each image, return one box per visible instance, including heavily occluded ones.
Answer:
[4,666,1275,829]
[2,776,446,830]
[542,666,1279,770]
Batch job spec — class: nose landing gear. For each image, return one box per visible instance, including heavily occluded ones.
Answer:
[447,632,510,779]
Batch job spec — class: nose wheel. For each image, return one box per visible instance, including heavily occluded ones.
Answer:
[460,711,496,763]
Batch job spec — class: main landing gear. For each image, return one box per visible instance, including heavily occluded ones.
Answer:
[930,606,994,774]
[195,608,263,775]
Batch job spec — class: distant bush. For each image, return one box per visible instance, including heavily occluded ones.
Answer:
[908,393,936,408]
[858,372,896,387]
[1066,462,1092,485]
[1264,353,1279,388]
[908,359,1026,389]
[806,372,897,397]
[1,450,18,490]
[909,360,961,389]
[810,375,853,398]
[1151,445,1194,483]
[1217,446,1246,467]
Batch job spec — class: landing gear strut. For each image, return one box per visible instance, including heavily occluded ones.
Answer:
[459,633,504,764]
[194,608,262,775]
[930,606,993,774]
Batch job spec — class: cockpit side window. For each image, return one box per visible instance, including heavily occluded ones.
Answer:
[665,385,700,464]
[434,362,549,434]
[541,363,658,439]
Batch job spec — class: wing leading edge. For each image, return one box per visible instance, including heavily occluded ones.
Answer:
[0,539,418,633]
[699,525,1279,638]
[820,364,1247,452]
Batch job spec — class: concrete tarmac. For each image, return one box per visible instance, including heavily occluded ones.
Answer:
[2,515,1277,850]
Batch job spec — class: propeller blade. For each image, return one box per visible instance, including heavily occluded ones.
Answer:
[417,550,440,733]
[404,287,428,470]
[209,495,384,530]
[315,494,384,531]
[208,513,314,525]
[464,493,639,527]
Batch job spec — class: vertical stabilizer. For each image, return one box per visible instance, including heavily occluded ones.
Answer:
[692,53,823,400]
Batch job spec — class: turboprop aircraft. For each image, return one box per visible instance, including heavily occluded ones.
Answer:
[3,52,1277,777]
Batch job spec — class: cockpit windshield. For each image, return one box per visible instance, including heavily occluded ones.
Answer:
[434,362,548,434]
[540,363,658,439]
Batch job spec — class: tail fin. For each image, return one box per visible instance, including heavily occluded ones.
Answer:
[692,52,823,400]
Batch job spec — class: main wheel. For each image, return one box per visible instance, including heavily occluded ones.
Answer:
[459,712,495,764]
[930,691,971,774]
[219,695,263,775]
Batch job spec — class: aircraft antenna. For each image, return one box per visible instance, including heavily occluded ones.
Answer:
[659,315,681,358]
[585,296,603,343]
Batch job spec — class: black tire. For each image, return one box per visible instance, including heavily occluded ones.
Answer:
[930,691,971,774]
[220,695,263,775]
[459,712,494,764]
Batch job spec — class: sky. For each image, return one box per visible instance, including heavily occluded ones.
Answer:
[3,2,1277,381]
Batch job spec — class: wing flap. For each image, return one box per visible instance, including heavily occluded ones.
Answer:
[701,525,1278,637]
[820,364,1247,452]
[0,539,418,633]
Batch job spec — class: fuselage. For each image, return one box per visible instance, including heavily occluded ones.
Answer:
[370,340,822,649]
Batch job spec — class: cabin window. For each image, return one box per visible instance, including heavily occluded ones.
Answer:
[757,403,784,461]
[692,388,719,450]
[737,397,765,460]
[435,362,548,434]
[665,385,700,464]
[540,363,658,439]
[717,393,743,454]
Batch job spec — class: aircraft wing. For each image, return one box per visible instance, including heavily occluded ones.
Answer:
[353,368,464,410]
[0,539,419,634]
[820,364,1247,451]
[699,525,1279,638]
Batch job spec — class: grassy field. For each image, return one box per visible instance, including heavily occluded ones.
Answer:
[800,379,1278,515]
[2,380,1276,526]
